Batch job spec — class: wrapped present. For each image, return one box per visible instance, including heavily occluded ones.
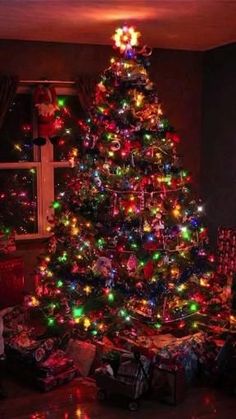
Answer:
[36,366,78,392]
[37,350,75,377]
[156,333,207,382]
[3,305,26,331]
[66,339,96,376]
[5,333,57,365]
[217,227,236,277]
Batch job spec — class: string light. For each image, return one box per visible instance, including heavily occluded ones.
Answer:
[31,26,219,339]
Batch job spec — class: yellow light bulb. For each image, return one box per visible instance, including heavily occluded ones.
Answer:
[71,227,79,235]
[84,317,91,329]
[84,285,91,295]
[173,205,181,218]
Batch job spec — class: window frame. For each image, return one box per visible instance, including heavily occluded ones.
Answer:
[0,85,77,240]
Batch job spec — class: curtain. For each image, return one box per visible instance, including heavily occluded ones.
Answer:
[0,76,18,131]
[76,75,98,114]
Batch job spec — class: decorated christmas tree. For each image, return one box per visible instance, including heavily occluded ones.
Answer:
[34,26,220,339]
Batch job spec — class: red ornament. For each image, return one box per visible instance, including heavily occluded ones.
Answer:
[166,132,180,144]
[143,260,154,279]
[143,241,158,251]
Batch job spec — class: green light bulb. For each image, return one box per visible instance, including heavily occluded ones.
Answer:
[58,98,65,107]
[58,251,67,262]
[73,306,84,318]
[189,302,199,312]
[52,201,61,209]
[97,238,105,247]
[181,226,191,240]
[48,317,55,326]
[108,292,114,302]
[153,252,160,260]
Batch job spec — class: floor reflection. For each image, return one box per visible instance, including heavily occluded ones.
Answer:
[0,374,235,419]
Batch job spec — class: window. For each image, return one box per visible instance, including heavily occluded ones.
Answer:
[0,85,82,239]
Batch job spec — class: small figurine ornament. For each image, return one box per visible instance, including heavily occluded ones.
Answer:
[127,254,139,273]
[92,257,112,277]
[33,85,58,139]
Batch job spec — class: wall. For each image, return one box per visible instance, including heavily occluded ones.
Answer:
[202,43,236,245]
[0,39,203,291]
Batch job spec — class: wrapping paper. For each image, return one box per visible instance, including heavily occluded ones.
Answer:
[66,339,96,376]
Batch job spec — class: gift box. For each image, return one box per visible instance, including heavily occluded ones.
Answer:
[0,256,24,308]
[3,305,27,334]
[37,349,75,377]
[6,345,77,392]
[5,328,78,391]
[66,339,96,377]
[36,366,78,392]
[217,227,236,277]
[5,334,57,365]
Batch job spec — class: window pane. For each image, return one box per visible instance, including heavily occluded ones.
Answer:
[0,169,37,234]
[54,167,73,199]
[53,95,83,161]
[0,94,33,162]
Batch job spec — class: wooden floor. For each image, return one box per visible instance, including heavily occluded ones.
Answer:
[0,373,236,419]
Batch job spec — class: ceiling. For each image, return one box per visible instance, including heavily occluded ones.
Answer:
[0,0,236,51]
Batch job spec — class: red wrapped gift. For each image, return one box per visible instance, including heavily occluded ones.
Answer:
[36,366,77,392]
[217,227,236,276]
[0,256,24,308]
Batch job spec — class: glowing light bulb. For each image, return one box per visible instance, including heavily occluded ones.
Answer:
[52,201,61,209]
[84,285,92,295]
[189,302,199,312]
[73,306,84,318]
[48,318,55,326]
[84,317,91,329]
[108,292,114,302]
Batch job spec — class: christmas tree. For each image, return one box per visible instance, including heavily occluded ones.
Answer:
[34,26,217,339]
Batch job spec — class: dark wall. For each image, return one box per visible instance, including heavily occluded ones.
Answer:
[202,43,236,245]
[0,39,203,188]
